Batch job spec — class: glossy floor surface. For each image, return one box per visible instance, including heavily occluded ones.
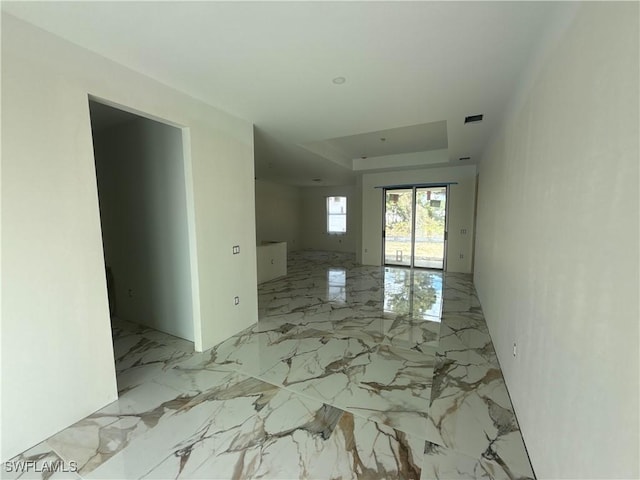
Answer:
[5,251,534,479]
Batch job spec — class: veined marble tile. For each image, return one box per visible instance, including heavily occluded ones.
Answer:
[111,319,195,394]
[255,329,380,387]
[8,250,536,479]
[383,317,442,353]
[111,317,152,338]
[426,357,534,479]
[442,273,482,314]
[442,308,487,324]
[421,441,534,480]
[437,321,498,367]
[257,313,441,356]
[255,316,388,349]
[170,322,262,378]
[2,442,81,480]
[46,338,258,478]
[262,334,436,440]
[45,380,204,475]
[383,267,444,322]
[340,344,436,441]
[299,317,390,345]
[259,259,444,328]
[85,372,425,480]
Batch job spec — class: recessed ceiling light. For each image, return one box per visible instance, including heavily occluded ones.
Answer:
[332,77,346,85]
[464,114,484,124]
[459,156,471,161]
[312,178,322,182]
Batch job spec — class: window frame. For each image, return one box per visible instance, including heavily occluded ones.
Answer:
[326,195,347,235]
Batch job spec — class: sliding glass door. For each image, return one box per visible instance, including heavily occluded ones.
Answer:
[384,189,414,267]
[414,186,447,269]
[384,186,447,269]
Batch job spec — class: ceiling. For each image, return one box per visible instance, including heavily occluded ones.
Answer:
[2,1,560,186]
[323,121,449,160]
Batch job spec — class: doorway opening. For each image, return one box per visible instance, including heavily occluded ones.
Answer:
[383,185,448,269]
[89,99,195,392]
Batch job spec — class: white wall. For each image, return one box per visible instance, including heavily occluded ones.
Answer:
[300,185,361,254]
[254,179,302,250]
[361,165,477,272]
[1,15,257,461]
[256,242,287,284]
[92,115,194,341]
[474,3,639,478]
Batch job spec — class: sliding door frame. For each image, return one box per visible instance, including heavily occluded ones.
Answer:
[382,184,449,270]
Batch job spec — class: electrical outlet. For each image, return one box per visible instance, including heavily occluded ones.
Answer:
[232,245,240,255]
[513,343,517,357]
[234,296,240,305]
[460,228,467,235]
[128,289,134,298]
[459,253,464,259]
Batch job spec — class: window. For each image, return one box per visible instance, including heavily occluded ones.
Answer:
[327,196,347,234]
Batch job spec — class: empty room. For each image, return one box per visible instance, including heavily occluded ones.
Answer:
[1,2,638,479]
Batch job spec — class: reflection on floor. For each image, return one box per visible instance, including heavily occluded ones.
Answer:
[5,251,534,479]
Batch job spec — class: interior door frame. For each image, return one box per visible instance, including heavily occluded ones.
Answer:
[382,184,449,270]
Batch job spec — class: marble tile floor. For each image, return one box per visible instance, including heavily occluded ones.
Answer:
[4,251,535,480]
